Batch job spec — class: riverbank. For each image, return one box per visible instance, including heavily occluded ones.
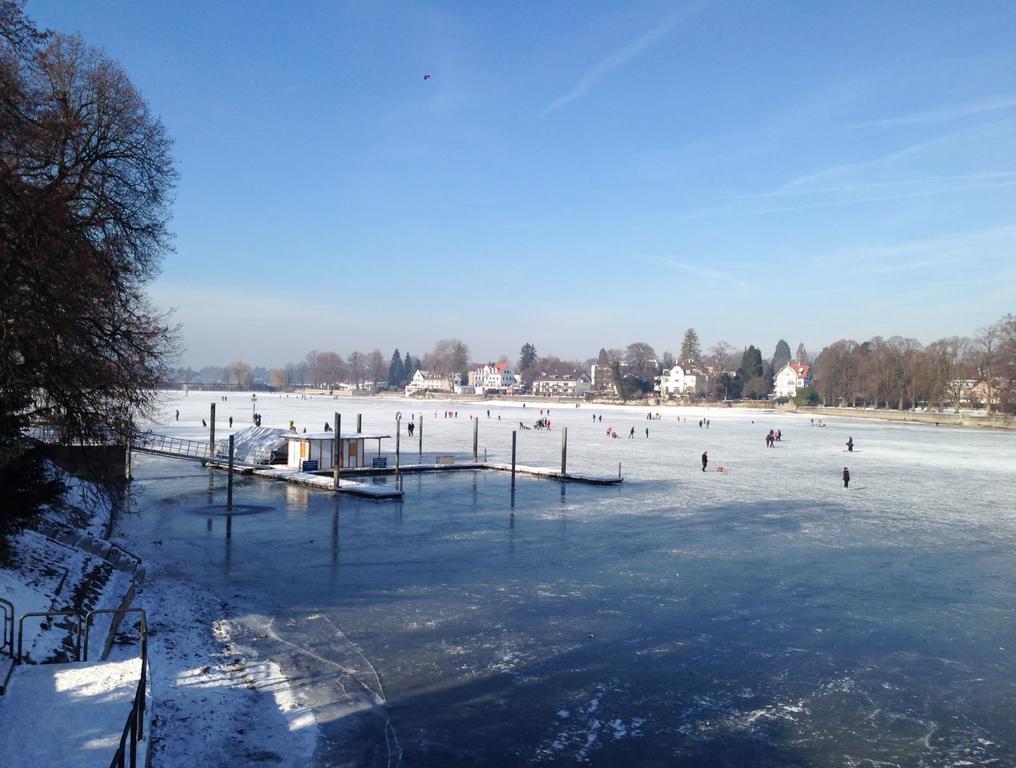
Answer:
[786,405,1016,431]
[0,462,320,767]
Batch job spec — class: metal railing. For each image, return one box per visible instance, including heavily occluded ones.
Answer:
[26,425,122,446]
[0,598,13,659]
[132,431,276,466]
[133,431,212,461]
[13,607,148,767]
[17,610,83,663]
[85,608,148,768]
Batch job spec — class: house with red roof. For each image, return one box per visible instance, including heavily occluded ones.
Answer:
[773,361,813,398]
[467,362,520,394]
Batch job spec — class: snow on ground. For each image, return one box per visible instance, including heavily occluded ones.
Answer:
[1,454,319,767]
[0,658,141,768]
[119,561,319,766]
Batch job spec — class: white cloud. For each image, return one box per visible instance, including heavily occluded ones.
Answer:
[538,1,709,119]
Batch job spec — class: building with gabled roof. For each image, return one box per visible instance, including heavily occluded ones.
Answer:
[773,361,812,398]
[532,371,591,398]
[468,362,520,393]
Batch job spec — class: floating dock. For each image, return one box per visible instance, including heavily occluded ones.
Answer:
[485,462,623,485]
[250,466,404,499]
[313,459,623,485]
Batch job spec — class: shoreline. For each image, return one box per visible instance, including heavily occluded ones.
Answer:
[159,387,1015,431]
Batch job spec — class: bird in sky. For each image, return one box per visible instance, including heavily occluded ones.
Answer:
[423,74,431,80]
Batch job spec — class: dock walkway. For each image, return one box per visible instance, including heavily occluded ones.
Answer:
[251,466,404,499]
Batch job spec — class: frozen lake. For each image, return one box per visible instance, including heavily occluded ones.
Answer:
[122,391,1016,766]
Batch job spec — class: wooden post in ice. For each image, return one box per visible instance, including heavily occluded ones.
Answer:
[418,413,423,457]
[209,403,216,460]
[333,412,341,491]
[356,414,362,433]
[472,419,479,463]
[511,430,517,493]
[227,434,235,511]
[618,461,622,480]
[560,427,568,475]
[395,414,401,474]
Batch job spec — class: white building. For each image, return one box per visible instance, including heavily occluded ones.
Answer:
[468,362,519,393]
[405,370,460,396]
[531,372,591,398]
[773,361,813,398]
[286,431,391,471]
[658,365,708,398]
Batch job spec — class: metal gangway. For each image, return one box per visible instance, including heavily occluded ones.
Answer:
[132,431,274,467]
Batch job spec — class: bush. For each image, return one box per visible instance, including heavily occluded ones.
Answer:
[794,387,820,406]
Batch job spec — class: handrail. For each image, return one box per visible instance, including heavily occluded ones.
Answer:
[97,608,148,768]
[110,666,146,768]
[0,597,13,659]
[17,610,83,663]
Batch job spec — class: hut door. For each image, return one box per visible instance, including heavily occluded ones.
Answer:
[348,439,358,467]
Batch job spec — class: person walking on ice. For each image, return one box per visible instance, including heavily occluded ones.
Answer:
[701,451,708,472]
[846,436,854,452]
[629,426,636,438]
[843,466,850,489]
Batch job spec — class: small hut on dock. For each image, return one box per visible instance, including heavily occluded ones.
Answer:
[285,432,391,471]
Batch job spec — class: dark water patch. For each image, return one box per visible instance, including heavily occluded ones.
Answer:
[191,504,274,517]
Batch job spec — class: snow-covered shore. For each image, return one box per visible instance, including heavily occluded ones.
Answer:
[0,462,321,767]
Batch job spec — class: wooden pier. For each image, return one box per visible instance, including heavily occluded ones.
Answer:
[250,466,404,499]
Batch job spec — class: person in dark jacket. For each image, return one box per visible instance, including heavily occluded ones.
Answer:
[842,466,850,488]
[701,451,708,472]
[846,437,854,452]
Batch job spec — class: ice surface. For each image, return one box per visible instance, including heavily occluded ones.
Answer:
[117,390,1016,766]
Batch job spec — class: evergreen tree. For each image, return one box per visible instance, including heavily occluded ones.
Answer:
[736,345,769,399]
[796,342,810,364]
[772,339,792,373]
[737,345,763,384]
[680,328,702,365]
[597,348,609,366]
[388,349,404,387]
[519,343,537,371]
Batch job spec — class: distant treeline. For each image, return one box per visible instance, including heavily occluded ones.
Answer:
[167,314,1016,413]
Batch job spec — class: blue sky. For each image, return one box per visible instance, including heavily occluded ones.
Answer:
[28,0,1016,367]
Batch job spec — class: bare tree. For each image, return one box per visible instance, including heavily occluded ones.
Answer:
[1,4,177,537]
[997,314,1016,413]
[367,349,387,386]
[284,362,307,386]
[1,11,177,440]
[624,342,657,380]
[270,369,289,389]
[225,361,253,388]
[706,342,738,376]
[813,339,859,406]
[974,321,1002,415]
[424,339,470,379]
[348,351,366,389]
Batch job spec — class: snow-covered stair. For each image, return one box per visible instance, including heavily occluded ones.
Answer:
[0,658,147,768]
